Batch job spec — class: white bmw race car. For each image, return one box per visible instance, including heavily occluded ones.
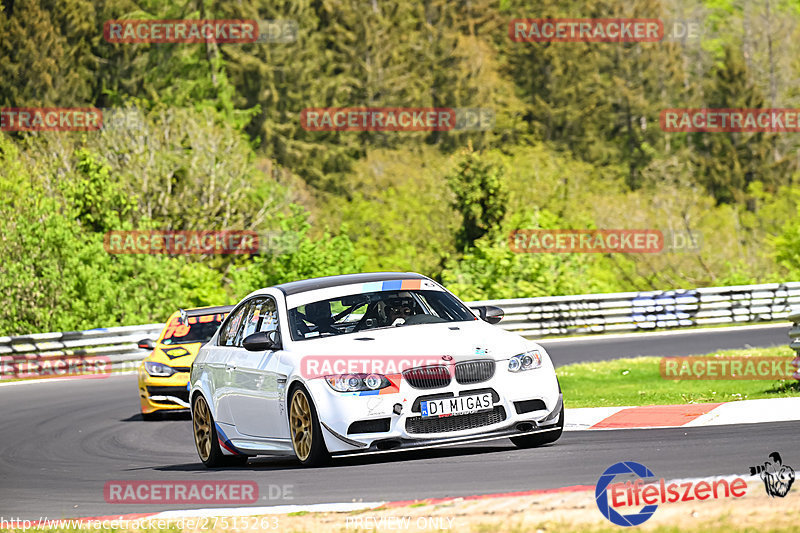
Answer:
[189,272,563,467]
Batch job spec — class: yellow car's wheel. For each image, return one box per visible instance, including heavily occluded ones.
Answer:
[289,385,329,467]
[193,395,247,467]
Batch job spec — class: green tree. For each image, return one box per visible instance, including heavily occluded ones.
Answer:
[441,209,618,301]
[22,104,284,234]
[447,150,509,252]
[692,45,795,204]
[229,208,366,297]
[61,149,136,233]
[0,0,95,106]
[501,0,691,188]
[772,188,800,279]
[0,136,228,334]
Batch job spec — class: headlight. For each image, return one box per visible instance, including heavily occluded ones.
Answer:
[507,350,542,372]
[144,361,176,377]
[326,373,391,392]
[364,373,383,389]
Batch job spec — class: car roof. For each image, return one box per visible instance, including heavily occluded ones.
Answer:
[179,305,235,317]
[274,272,430,296]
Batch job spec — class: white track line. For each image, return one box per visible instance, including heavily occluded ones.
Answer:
[564,397,800,431]
[686,397,800,427]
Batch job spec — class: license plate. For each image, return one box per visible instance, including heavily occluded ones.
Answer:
[420,393,493,418]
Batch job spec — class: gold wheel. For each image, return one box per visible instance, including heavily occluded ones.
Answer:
[193,396,212,462]
[290,389,313,461]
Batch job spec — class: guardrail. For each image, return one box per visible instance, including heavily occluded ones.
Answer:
[789,307,800,381]
[1,282,799,376]
[473,282,800,338]
[0,323,164,375]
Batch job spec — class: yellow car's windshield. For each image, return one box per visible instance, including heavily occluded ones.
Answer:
[161,313,226,345]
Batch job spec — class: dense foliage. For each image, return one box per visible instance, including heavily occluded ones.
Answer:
[1,0,799,334]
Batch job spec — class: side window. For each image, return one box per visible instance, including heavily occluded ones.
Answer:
[234,297,280,346]
[218,303,248,347]
[257,298,279,334]
[239,299,263,342]
[415,294,440,318]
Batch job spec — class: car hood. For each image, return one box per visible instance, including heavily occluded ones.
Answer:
[146,342,204,366]
[286,320,536,362]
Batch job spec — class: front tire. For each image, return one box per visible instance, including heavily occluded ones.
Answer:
[289,385,330,467]
[510,406,564,449]
[193,395,248,467]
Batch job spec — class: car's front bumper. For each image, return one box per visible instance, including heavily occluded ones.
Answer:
[325,394,563,456]
[138,367,191,414]
[305,362,562,454]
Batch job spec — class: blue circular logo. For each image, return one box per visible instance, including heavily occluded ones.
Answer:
[596,461,658,527]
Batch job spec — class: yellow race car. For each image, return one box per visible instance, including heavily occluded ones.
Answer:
[137,305,233,420]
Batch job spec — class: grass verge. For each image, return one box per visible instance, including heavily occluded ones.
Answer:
[558,346,800,408]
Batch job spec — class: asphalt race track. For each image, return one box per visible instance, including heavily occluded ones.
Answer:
[540,323,790,367]
[0,323,795,519]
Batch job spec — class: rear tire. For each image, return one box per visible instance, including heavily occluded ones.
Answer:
[510,406,564,449]
[193,395,248,467]
[289,385,330,467]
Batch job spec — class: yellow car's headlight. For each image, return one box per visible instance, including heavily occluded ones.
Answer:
[144,361,176,377]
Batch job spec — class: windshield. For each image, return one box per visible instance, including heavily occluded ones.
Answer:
[287,289,475,341]
[161,313,227,345]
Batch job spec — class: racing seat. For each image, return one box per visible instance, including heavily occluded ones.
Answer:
[303,301,338,335]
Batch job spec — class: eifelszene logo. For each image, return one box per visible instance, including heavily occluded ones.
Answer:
[596,462,658,527]
[749,452,795,497]
[596,461,748,526]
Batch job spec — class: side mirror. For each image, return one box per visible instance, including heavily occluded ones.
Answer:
[137,338,156,350]
[243,330,282,352]
[472,305,504,325]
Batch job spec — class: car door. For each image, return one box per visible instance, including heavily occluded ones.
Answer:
[209,302,249,425]
[226,296,285,438]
